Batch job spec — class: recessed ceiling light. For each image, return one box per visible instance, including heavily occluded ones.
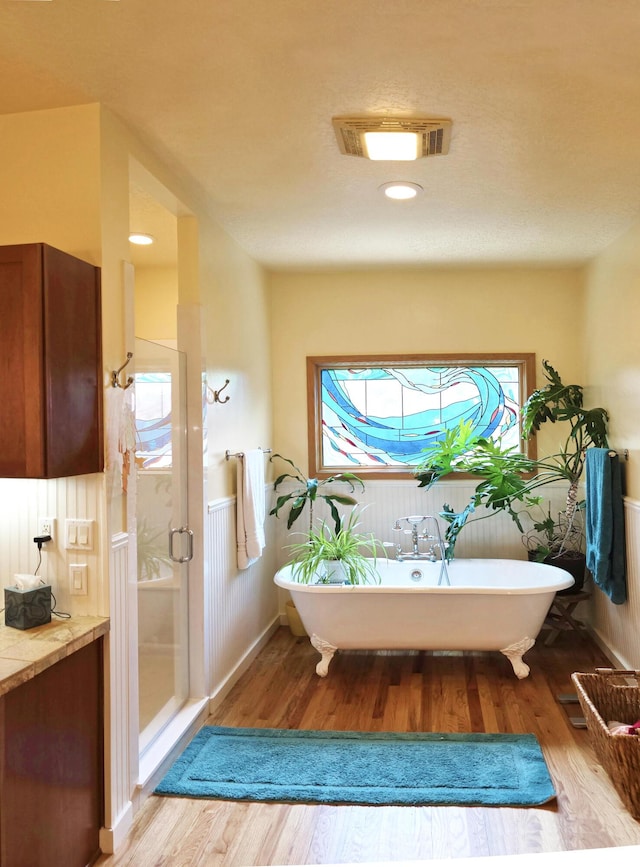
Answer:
[379,182,424,200]
[129,232,155,245]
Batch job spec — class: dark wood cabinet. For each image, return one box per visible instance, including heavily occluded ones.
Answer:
[0,243,103,478]
[0,638,104,867]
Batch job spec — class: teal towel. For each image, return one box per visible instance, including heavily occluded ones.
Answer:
[586,448,626,604]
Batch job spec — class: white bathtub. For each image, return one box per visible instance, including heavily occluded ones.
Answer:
[274,558,574,679]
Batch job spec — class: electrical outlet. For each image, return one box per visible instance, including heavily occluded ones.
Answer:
[37,517,56,541]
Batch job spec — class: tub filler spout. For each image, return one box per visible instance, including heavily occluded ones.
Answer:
[392,515,450,585]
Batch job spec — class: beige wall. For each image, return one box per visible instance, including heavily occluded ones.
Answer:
[134,266,179,342]
[100,108,135,381]
[0,104,106,614]
[269,266,585,471]
[202,224,272,500]
[98,108,273,504]
[584,223,640,500]
[581,223,640,669]
[0,104,102,260]
[0,101,274,585]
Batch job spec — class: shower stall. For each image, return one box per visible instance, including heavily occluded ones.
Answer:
[134,337,192,754]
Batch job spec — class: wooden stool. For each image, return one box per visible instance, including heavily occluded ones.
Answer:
[543,590,591,646]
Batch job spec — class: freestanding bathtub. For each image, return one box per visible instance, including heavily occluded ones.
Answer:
[274,558,574,679]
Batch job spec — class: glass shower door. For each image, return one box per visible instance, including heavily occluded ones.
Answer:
[134,337,191,753]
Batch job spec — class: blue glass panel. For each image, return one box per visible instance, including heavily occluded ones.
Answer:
[135,372,173,468]
[320,366,521,468]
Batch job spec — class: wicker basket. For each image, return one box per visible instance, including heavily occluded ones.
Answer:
[571,669,640,817]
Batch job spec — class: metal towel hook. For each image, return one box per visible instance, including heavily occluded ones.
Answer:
[206,378,231,404]
[111,352,134,389]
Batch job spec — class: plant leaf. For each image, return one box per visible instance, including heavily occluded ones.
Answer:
[325,494,358,506]
[327,500,341,534]
[306,479,319,502]
[270,453,305,480]
[269,492,295,517]
[286,498,307,529]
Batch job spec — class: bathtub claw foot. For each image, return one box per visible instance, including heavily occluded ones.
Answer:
[500,637,535,679]
[310,633,338,677]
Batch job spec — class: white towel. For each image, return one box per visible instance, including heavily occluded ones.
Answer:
[105,387,127,499]
[236,449,266,570]
[105,386,137,499]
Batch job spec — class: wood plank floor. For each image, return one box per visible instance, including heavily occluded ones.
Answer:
[96,625,640,866]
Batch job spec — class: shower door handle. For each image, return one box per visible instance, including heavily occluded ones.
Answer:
[169,526,194,563]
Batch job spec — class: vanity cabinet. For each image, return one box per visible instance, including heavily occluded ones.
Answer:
[0,635,104,866]
[0,243,103,478]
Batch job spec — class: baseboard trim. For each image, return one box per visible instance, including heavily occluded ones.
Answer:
[99,801,134,856]
[208,615,281,713]
[588,625,635,670]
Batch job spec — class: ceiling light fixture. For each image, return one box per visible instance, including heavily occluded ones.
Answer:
[364,131,421,161]
[129,232,155,246]
[379,182,424,200]
[333,116,452,160]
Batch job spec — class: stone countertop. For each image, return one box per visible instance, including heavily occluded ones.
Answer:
[0,615,110,697]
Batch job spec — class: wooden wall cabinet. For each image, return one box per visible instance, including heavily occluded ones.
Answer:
[0,243,103,478]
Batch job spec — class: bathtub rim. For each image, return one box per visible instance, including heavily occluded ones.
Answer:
[274,557,575,595]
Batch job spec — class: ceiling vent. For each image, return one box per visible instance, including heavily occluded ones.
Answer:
[332,116,452,160]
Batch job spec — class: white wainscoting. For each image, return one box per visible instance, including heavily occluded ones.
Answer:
[591,497,640,669]
[206,489,280,706]
[272,479,574,569]
[0,474,102,615]
[100,532,135,853]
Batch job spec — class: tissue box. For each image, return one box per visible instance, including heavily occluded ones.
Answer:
[4,585,52,630]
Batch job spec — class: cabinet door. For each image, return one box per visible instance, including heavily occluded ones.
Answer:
[0,639,104,867]
[0,243,103,478]
[0,244,46,477]
[42,244,103,477]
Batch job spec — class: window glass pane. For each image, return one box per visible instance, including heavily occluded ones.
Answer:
[313,357,531,475]
[135,372,173,468]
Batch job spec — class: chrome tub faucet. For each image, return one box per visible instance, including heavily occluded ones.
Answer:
[392,515,450,585]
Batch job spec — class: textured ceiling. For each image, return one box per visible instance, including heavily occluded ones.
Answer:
[2,1,640,269]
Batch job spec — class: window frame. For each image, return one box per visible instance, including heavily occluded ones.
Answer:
[307,353,537,479]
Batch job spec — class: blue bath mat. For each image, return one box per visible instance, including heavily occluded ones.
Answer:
[155,727,556,806]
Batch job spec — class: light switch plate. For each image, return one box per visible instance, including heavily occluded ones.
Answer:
[65,519,94,551]
[69,563,88,596]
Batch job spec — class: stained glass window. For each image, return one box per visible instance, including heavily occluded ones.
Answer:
[135,372,173,468]
[308,354,535,478]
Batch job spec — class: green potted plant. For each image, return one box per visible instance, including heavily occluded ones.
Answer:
[414,421,543,559]
[519,360,609,589]
[286,507,382,585]
[269,454,372,632]
[518,499,587,593]
[270,453,365,533]
[414,361,609,591]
